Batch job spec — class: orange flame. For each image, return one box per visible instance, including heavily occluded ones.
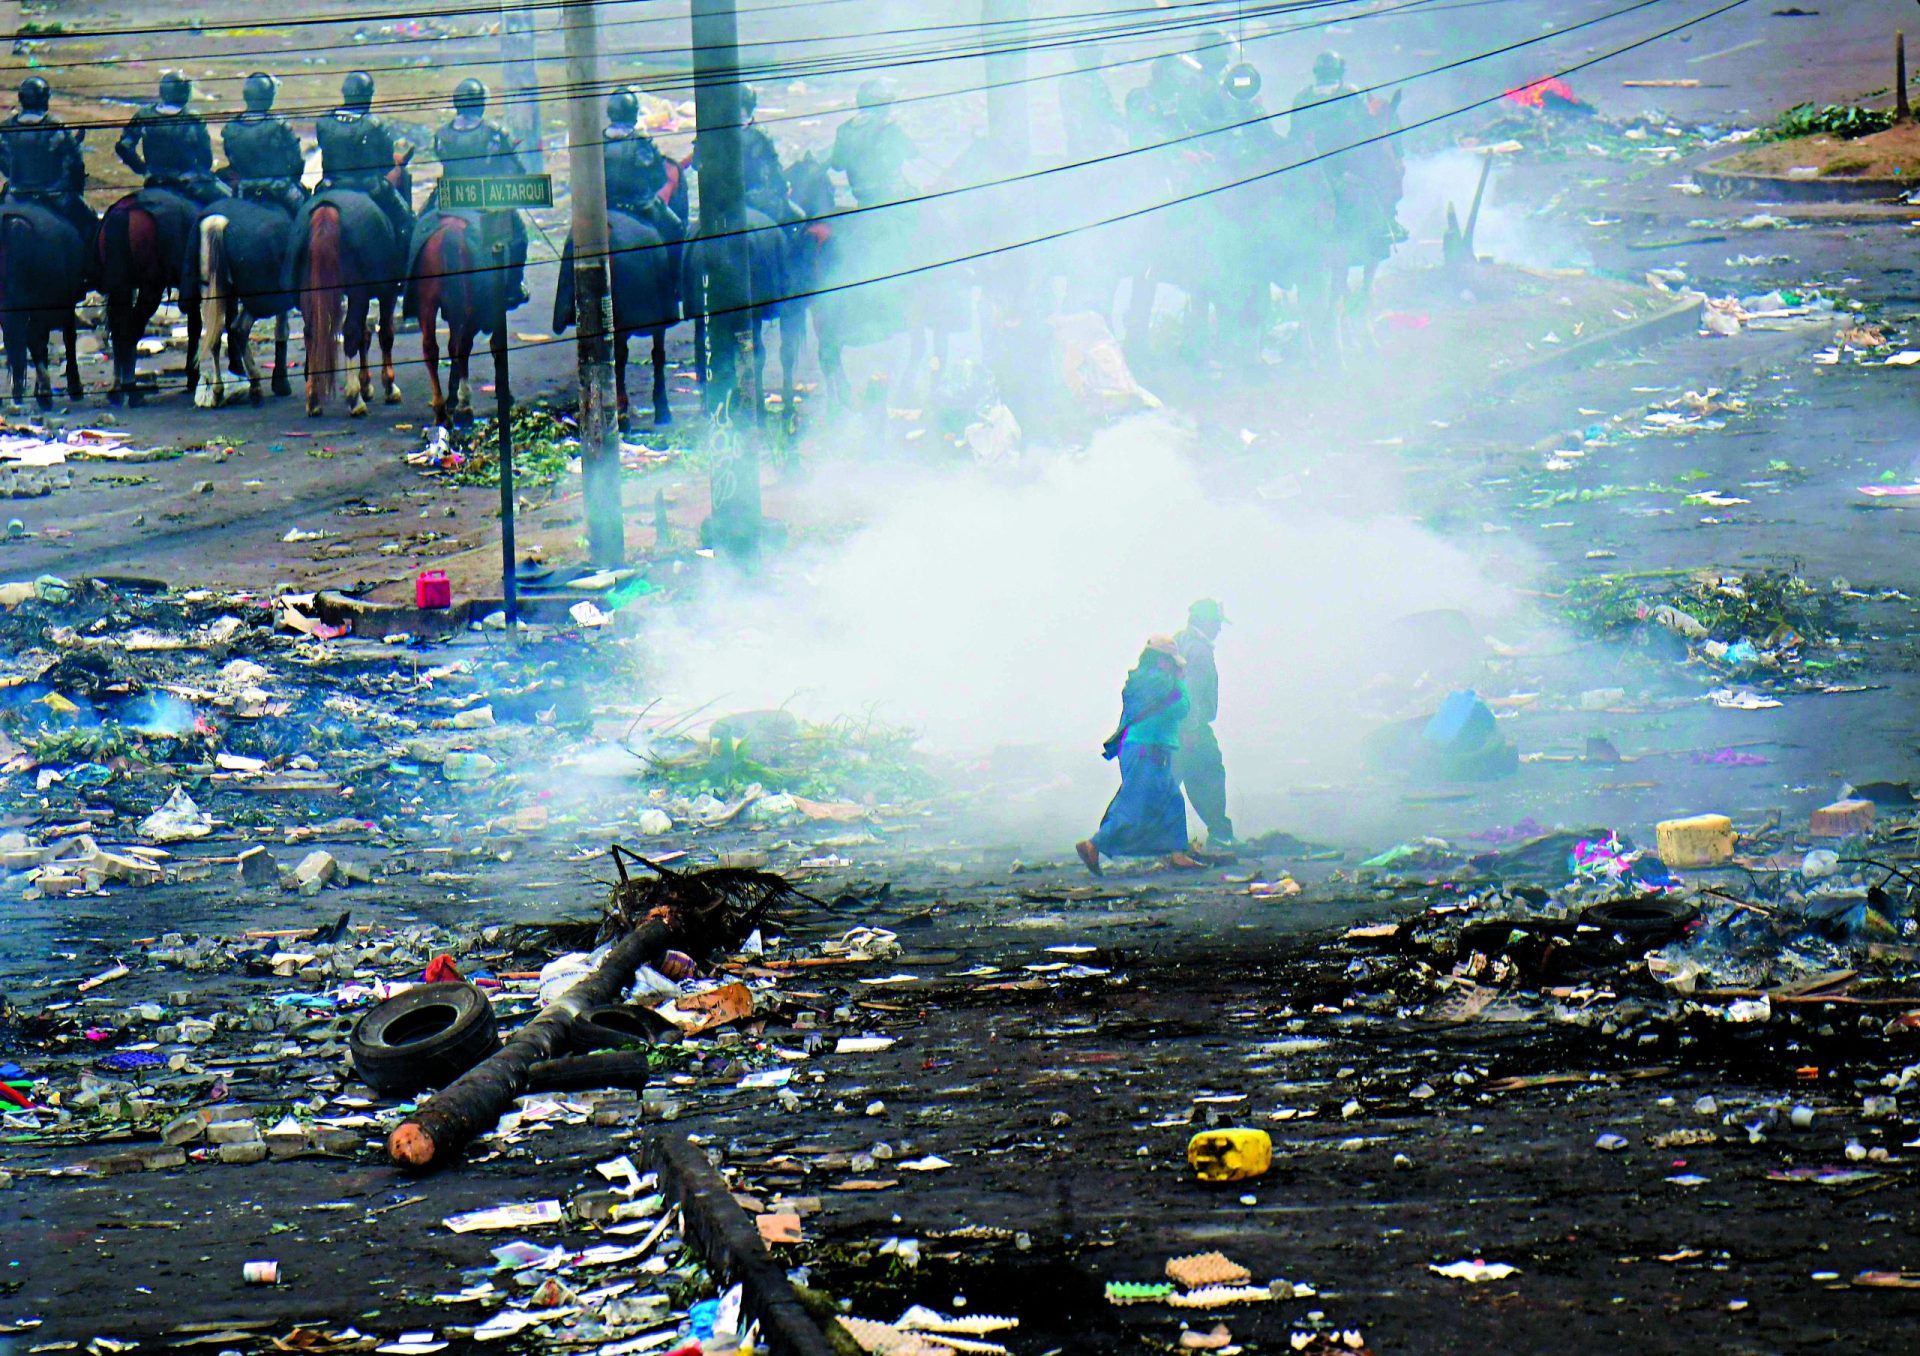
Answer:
[1504,77,1582,110]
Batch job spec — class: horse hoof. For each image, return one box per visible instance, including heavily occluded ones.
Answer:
[127,391,145,408]
[249,387,263,408]
[384,386,403,405]
[106,388,124,407]
[193,385,219,410]
[34,393,52,412]
[654,408,673,428]
[272,379,292,398]
[307,403,323,418]
[349,400,368,418]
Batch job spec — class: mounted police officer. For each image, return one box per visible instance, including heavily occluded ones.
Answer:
[828,80,915,208]
[603,86,683,240]
[0,76,97,246]
[221,72,306,216]
[1290,51,1364,156]
[114,71,223,206]
[430,78,527,306]
[314,71,413,247]
[736,86,797,223]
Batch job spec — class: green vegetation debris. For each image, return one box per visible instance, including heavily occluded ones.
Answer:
[1760,103,1896,142]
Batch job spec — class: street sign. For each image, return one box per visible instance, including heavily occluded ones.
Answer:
[440,175,553,210]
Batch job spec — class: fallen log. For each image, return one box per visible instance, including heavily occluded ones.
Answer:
[387,851,798,1172]
[642,1132,850,1356]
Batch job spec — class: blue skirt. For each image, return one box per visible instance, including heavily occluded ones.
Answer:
[1092,742,1189,857]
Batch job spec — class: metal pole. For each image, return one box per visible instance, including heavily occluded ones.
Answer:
[692,0,760,562]
[494,229,519,629]
[564,0,624,568]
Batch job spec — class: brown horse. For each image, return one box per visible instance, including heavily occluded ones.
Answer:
[411,213,512,428]
[289,161,410,417]
[97,187,201,405]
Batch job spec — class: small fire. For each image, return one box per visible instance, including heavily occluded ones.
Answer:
[1503,77,1591,113]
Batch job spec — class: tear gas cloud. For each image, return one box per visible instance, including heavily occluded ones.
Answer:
[648,419,1514,829]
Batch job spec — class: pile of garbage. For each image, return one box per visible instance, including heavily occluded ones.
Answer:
[1557,565,1859,690]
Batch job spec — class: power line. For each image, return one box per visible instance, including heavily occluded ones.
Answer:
[101,0,1749,404]
[93,0,1584,309]
[37,0,1376,129]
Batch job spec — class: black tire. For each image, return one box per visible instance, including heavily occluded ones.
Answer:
[526,1051,653,1093]
[349,982,501,1097]
[569,1003,681,1052]
[1579,898,1699,945]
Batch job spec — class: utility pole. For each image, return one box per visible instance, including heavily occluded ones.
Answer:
[692,0,760,562]
[500,4,542,172]
[563,0,623,567]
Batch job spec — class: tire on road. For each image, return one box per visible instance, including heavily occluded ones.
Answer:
[349,981,501,1097]
[569,1003,682,1052]
[1579,898,1699,948]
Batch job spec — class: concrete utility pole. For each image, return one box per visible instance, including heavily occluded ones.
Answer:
[692,0,761,561]
[500,4,542,172]
[563,0,623,567]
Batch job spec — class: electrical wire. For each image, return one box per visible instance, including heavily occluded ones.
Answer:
[126,0,1677,303]
[86,0,1750,404]
[34,0,1385,131]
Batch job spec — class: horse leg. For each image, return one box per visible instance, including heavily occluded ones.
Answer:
[752,315,768,425]
[5,322,23,406]
[488,322,509,426]
[343,292,370,416]
[652,328,671,427]
[778,311,800,434]
[104,295,129,405]
[236,315,264,405]
[193,286,225,410]
[62,313,81,401]
[32,321,53,409]
[184,284,202,404]
[693,314,707,385]
[271,311,291,397]
[614,331,630,430]
[452,324,474,422]
[421,296,446,428]
[380,291,401,404]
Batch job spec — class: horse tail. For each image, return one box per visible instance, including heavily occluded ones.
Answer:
[0,214,18,324]
[439,218,469,330]
[302,205,342,404]
[195,214,229,340]
[100,202,133,295]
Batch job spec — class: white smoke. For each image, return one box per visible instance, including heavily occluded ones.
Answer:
[650,416,1511,812]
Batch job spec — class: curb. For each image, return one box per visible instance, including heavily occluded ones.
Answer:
[1695,163,1910,203]
[1485,294,1706,390]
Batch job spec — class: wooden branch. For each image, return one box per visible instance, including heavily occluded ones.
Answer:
[641,1133,849,1356]
[387,918,675,1170]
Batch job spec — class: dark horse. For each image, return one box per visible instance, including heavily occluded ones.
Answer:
[410,212,514,429]
[0,200,86,407]
[681,205,792,424]
[788,151,960,408]
[553,206,681,429]
[184,199,296,407]
[97,187,201,405]
[287,161,410,417]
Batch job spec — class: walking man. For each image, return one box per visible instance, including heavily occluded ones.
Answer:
[1175,599,1233,845]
